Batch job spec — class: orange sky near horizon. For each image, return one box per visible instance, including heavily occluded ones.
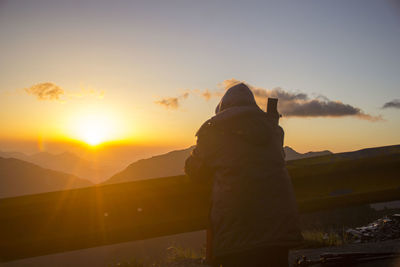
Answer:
[0,77,399,155]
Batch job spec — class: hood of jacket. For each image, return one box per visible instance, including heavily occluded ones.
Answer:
[215,83,258,114]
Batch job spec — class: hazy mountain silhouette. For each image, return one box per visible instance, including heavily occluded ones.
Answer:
[0,157,93,198]
[331,144,400,160]
[286,144,400,166]
[104,146,332,184]
[0,151,27,160]
[104,147,195,184]
[284,146,332,161]
[0,150,113,183]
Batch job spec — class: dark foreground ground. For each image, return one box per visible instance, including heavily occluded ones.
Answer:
[156,239,400,267]
[289,239,400,267]
[3,239,400,267]
[162,239,400,267]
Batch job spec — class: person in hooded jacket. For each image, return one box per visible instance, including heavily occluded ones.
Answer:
[185,83,303,267]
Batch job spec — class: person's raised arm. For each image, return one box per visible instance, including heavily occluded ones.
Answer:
[184,121,219,180]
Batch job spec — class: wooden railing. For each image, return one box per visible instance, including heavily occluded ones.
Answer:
[1,153,399,262]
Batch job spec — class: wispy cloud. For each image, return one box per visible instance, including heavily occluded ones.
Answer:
[25,82,64,100]
[193,88,223,101]
[154,78,381,121]
[220,78,243,89]
[68,84,105,99]
[155,97,179,109]
[182,92,189,99]
[382,99,400,109]
[155,92,189,109]
[24,82,104,101]
[155,88,223,109]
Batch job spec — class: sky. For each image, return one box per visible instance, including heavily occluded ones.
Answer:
[0,0,399,155]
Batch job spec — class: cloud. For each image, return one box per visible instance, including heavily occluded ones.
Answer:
[155,92,189,109]
[155,88,223,109]
[155,97,179,109]
[25,82,64,100]
[68,85,105,99]
[24,82,105,101]
[220,78,242,89]
[253,86,380,121]
[202,89,212,100]
[252,87,308,101]
[193,89,223,101]
[155,78,380,121]
[279,98,381,121]
[221,78,381,121]
[382,99,400,109]
[182,92,189,99]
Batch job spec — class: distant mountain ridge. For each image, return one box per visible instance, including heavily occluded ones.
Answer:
[104,146,333,184]
[332,144,400,160]
[104,147,195,184]
[285,144,400,166]
[0,150,113,183]
[0,157,93,198]
[284,146,332,161]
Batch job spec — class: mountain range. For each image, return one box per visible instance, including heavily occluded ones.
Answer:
[104,144,399,185]
[284,146,332,161]
[3,144,398,198]
[104,146,333,184]
[0,157,93,198]
[0,146,332,197]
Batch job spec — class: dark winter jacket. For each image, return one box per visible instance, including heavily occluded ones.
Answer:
[185,83,303,257]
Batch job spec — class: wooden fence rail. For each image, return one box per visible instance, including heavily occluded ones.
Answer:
[1,154,399,262]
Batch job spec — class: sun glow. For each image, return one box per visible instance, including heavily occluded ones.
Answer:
[69,108,122,146]
[77,116,109,146]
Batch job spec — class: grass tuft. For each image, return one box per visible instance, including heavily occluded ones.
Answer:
[165,245,204,262]
[109,258,145,267]
[301,230,345,248]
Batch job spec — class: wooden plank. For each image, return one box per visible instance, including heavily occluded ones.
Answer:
[1,154,399,262]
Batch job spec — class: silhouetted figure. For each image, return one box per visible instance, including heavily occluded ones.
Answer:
[185,83,303,267]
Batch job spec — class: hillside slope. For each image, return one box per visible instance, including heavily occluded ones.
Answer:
[286,148,400,200]
[0,151,113,183]
[0,157,93,198]
[104,147,194,184]
[286,144,400,166]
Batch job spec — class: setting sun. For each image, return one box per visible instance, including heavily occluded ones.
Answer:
[67,108,123,146]
[76,116,109,146]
